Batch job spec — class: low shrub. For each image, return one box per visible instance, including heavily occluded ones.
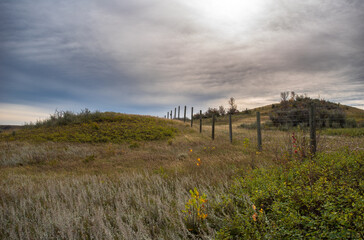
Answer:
[215,150,364,239]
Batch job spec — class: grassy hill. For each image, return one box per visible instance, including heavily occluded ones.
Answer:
[209,100,364,127]
[0,111,183,143]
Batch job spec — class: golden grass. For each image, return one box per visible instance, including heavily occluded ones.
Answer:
[1,120,363,239]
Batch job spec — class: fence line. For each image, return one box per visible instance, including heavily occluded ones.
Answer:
[164,104,354,154]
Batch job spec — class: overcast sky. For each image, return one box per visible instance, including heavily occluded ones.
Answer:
[1,0,363,124]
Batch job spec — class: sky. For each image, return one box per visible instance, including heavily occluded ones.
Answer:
[1,0,363,124]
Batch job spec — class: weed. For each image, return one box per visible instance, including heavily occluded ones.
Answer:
[182,188,209,234]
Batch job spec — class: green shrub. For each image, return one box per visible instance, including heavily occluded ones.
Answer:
[216,150,364,239]
[345,118,357,128]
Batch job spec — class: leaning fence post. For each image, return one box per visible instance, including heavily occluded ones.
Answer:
[229,113,233,143]
[212,114,215,140]
[184,106,187,122]
[199,110,202,133]
[178,106,180,120]
[257,112,262,151]
[191,107,194,127]
[309,104,316,155]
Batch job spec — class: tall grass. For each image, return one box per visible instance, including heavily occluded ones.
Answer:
[1,118,363,239]
[0,172,229,239]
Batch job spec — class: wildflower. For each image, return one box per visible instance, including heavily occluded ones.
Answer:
[259,208,263,213]
[252,204,256,210]
[196,163,200,166]
[197,158,201,162]
[252,213,257,221]
[256,151,261,155]
[212,147,215,150]
[190,149,193,152]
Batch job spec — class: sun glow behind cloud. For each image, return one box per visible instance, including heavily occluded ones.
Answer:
[180,0,268,38]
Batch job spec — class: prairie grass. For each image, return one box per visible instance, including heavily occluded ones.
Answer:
[1,116,363,239]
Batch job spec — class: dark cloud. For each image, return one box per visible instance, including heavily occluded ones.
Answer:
[0,0,363,124]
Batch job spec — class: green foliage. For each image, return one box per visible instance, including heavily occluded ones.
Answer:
[0,111,178,143]
[216,150,364,239]
[322,128,364,137]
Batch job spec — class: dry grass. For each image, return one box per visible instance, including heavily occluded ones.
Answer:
[1,120,363,239]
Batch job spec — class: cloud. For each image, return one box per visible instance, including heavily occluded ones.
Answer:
[0,0,363,124]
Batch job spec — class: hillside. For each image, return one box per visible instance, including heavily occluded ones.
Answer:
[0,111,183,143]
[209,99,364,127]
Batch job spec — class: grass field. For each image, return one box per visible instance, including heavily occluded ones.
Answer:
[1,111,363,239]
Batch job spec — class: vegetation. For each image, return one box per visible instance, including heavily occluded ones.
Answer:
[322,128,364,137]
[215,150,364,239]
[1,110,179,143]
[194,97,239,119]
[227,97,238,114]
[0,103,363,239]
[269,92,347,128]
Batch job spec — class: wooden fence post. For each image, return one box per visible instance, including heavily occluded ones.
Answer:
[229,113,232,143]
[191,107,193,127]
[170,110,172,120]
[174,108,176,119]
[309,104,316,155]
[257,112,262,151]
[199,110,202,133]
[212,114,215,140]
[184,106,186,122]
[167,112,169,119]
[178,106,180,119]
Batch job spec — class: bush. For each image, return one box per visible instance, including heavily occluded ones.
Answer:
[345,118,357,128]
[215,150,364,239]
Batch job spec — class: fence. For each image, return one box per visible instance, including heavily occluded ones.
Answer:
[165,104,359,155]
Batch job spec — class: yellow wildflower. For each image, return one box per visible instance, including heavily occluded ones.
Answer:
[197,158,201,162]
